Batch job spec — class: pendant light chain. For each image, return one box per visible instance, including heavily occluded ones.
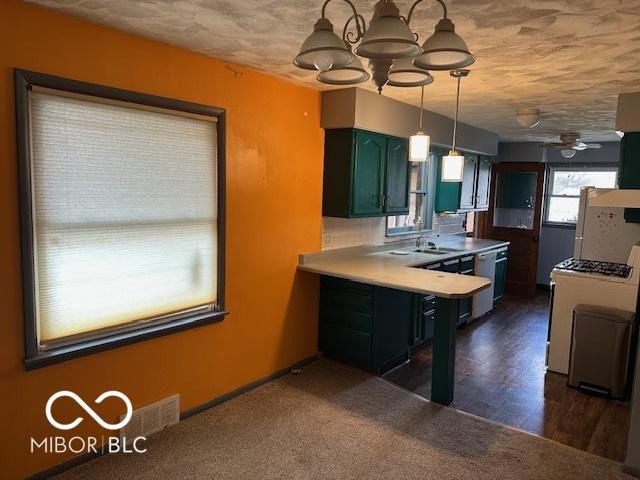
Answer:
[452,74,460,151]
[418,84,424,131]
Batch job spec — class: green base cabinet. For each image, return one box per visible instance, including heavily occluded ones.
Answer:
[411,293,436,347]
[618,132,640,223]
[319,276,412,372]
[323,128,410,218]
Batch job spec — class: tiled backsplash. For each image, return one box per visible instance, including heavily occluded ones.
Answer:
[322,213,466,250]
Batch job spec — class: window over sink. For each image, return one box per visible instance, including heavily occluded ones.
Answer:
[386,152,435,236]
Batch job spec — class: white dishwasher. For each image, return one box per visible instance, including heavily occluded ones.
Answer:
[472,251,496,319]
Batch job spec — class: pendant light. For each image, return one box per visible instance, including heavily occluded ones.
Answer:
[441,69,468,182]
[409,85,430,162]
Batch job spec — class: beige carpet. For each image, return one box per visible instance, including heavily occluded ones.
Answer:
[56,359,632,480]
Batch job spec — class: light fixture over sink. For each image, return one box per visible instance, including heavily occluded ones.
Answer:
[409,84,430,162]
[293,0,474,93]
[441,69,468,182]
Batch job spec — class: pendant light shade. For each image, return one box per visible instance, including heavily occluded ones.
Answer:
[441,151,465,181]
[317,54,370,84]
[410,133,430,162]
[409,85,430,162]
[387,57,433,87]
[355,1,421,60]
[413,18,474,71]
[294,18,353,71]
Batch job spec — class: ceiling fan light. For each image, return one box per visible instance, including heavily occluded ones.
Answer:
[442,150,465,182]
[560,148,576,159]
[317,55,370,85]
[409,132,430,162]
[516,108,541,128]
[355,0,421,59]
[387,57,433,87]
[293,18,353,71]
[413,18,474,71]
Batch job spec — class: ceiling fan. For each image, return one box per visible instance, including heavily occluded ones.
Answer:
[542,133,601,158]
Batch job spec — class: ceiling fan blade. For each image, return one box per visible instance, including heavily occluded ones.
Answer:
[573,144,587,150]
[586,143,602,149]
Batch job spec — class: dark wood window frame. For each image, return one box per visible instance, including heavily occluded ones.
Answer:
[15,69,227,370]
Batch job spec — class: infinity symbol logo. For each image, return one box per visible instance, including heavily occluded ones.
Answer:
[45,391,133,431]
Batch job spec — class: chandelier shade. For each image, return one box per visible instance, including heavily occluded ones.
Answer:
[355,1,421,59]
[294,18,353,71]
[413,18,475,71]
[317,55,370,84]
[387,57,433,87]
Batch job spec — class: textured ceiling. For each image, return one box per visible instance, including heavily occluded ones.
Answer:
[27,0,640,141]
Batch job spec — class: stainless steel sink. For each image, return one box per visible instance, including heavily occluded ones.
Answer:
[414,247,463,254]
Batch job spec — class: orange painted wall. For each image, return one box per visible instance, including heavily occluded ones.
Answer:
[0,1,322,477]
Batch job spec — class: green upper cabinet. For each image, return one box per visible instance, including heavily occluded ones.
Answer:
[475,156,492,210]
[352,130,387,216]
[323,128,410,218]
[618,132,640,223]
[434,150,493,213]
[459,155,477,210]
[385,137,411,213]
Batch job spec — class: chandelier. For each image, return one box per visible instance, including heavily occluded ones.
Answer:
[293,0,474,93]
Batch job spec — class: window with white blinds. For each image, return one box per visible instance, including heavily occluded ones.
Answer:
[28,89,219,349]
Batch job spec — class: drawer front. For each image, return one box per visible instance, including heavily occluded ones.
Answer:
[423,262,442,271]
[423,310,435,342]
[422,294,436,312]
[320,288,373,314]
[442,259,460,273]
[320,305,373,332]
[320,275,374,295]
[319,322,371,367]
[460,256,474,272]
[496,249,508,260]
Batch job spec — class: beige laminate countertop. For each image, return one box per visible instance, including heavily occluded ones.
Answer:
[298,237,509,299]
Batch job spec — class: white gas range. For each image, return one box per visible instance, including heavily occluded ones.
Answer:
[547,187,640,375]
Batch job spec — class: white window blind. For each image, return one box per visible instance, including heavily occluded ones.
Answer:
[29,90,218,347]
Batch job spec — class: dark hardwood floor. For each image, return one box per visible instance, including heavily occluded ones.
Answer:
[383,291,631,462]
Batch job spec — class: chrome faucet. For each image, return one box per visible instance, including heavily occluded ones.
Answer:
[416,233,430,250]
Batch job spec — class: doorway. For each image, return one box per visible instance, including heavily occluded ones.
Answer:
[484,162,545,297]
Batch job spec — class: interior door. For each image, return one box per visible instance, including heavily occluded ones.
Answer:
[384,137,410,214]
[484,162,544,297]
[351,130,386,216]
